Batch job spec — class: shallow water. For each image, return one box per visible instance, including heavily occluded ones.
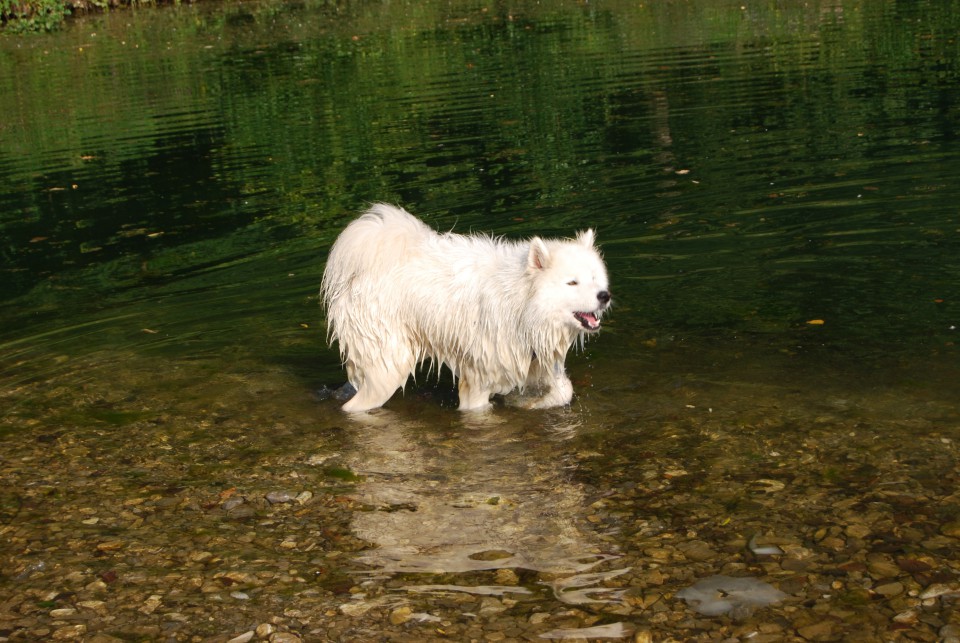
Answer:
[2,1,960,640]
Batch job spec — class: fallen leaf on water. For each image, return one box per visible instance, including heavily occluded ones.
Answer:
[806,319,825,325]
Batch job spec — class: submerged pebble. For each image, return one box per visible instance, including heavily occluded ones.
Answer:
[313,382,357,402]
[265,491,297,504]
[748,532,784,556]
[676,575,787,617]
[539,622,634,639]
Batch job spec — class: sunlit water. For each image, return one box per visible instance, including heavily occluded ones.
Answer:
[2,0,960,638]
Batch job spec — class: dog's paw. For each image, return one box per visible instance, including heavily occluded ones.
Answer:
[504,391,559,410]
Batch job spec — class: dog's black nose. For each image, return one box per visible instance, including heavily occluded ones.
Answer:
[597,290,611,304]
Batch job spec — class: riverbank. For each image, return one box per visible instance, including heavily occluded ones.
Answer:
[1,0,186,32]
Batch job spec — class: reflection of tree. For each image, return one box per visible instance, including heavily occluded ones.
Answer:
[343,411,627,603]
[4,0,960,351]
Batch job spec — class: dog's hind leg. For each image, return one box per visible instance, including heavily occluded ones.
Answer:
[457,375,493,412]
[340,351,416,413]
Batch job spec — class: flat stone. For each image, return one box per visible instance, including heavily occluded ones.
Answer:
[268,633,302,643]
[940,521,960,538]
[51,625,87,640]
[677,540,716,562]
[865,555,900,579]
[845,524,871,539]
[226,632,255,643]
[874,582,904,597]
[797,620,834,641]
[389,606,413,625]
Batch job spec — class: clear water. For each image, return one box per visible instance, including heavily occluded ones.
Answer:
[2,0,960,637]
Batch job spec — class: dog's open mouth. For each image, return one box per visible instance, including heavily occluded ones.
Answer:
[574,311,601,331]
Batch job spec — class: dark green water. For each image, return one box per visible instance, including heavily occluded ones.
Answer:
[2,1,960,639]
[2,1,958,377]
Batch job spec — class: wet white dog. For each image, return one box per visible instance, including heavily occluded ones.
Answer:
[321,204,610,412]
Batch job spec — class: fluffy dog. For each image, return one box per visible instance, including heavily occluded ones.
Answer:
[321,204,610,412]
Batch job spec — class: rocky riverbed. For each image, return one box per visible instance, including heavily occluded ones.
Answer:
[2,350,960,642]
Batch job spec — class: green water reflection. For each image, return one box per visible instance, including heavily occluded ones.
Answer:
[2,0,958,366]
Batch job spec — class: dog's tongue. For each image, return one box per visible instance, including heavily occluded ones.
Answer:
[577,311,600,330]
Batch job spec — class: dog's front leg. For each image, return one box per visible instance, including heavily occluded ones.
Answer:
[529,361,573,409]
[457,375,493,411]
[508,359,573,409]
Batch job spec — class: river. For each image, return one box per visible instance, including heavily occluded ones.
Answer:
[1,1,959,640]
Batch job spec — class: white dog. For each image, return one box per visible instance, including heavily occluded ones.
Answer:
[321,204,610,412]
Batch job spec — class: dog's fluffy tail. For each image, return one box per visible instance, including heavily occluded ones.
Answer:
[320,203,430,331]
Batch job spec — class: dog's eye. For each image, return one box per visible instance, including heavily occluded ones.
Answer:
[567,280,578,286]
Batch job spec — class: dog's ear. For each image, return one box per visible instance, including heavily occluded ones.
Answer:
[577,229,596,248]
[528,237,551,270]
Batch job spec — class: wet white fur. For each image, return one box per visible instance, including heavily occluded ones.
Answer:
[321,204,610,412]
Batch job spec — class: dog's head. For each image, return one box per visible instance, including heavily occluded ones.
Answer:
[527,229,611,334]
